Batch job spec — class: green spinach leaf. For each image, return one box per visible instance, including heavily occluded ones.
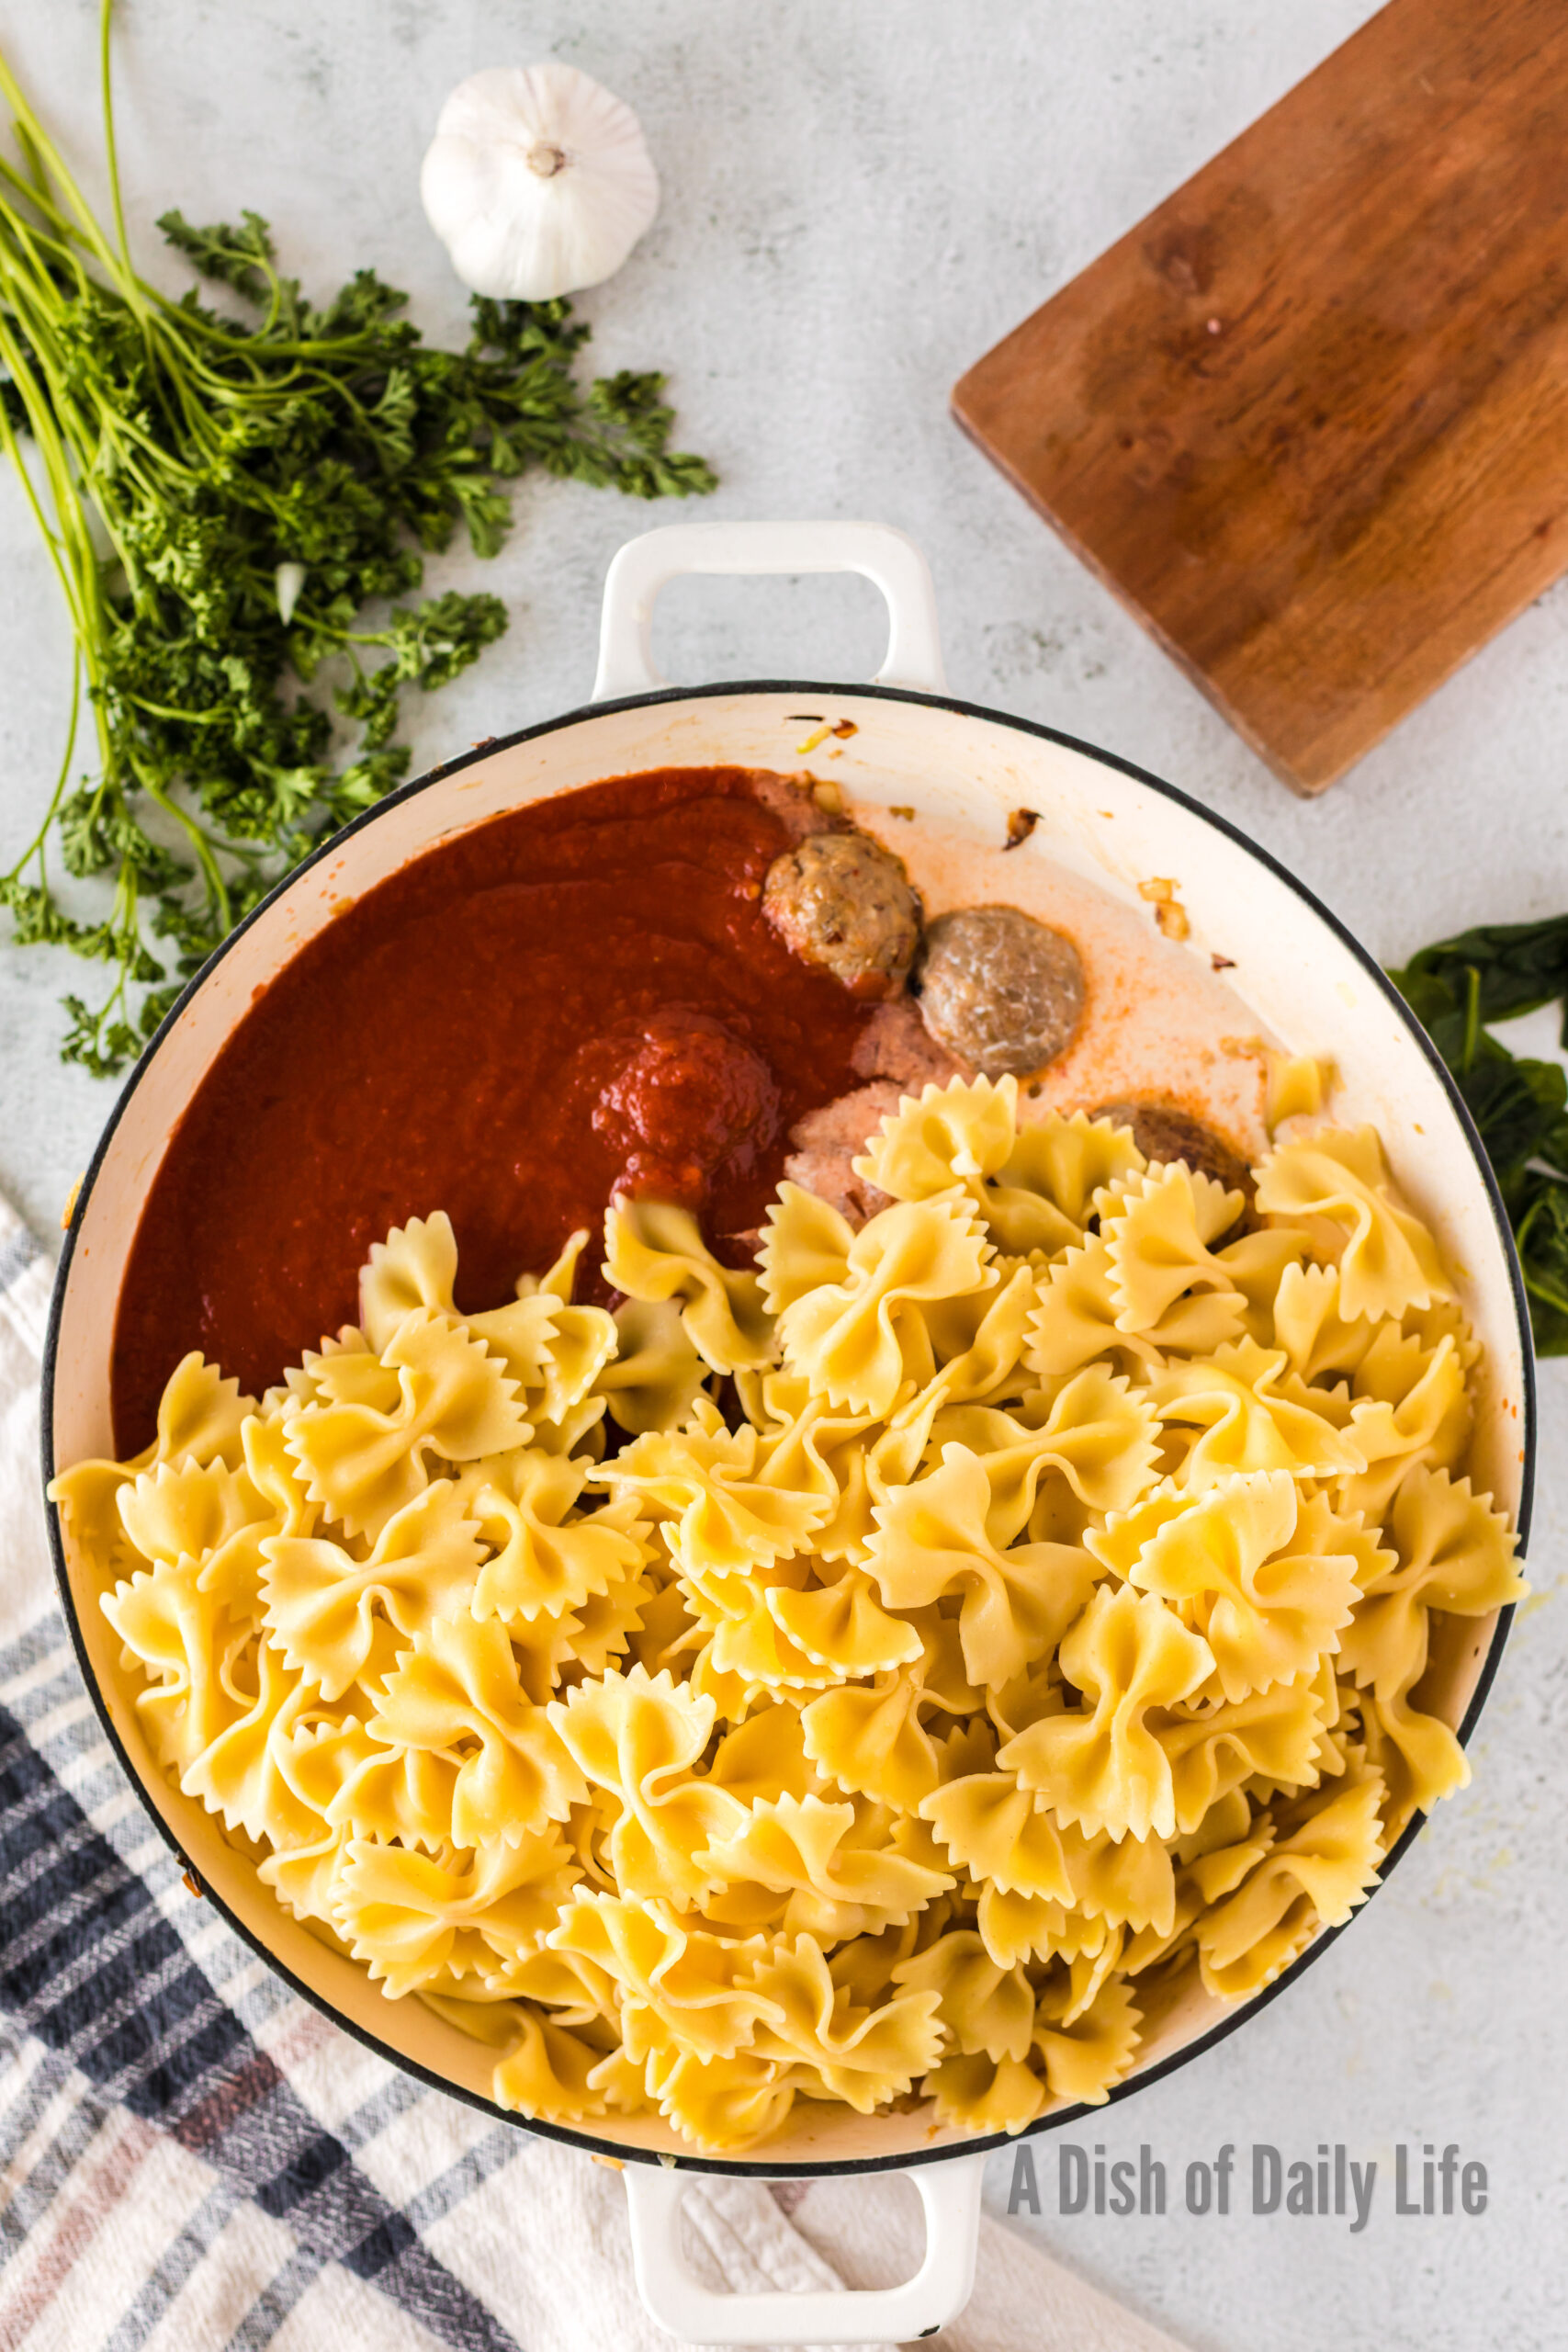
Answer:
[1388,923,1568,1357]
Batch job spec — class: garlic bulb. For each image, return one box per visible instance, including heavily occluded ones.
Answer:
[421,64,660,302]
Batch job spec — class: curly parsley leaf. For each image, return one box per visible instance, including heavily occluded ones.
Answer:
[0,6,715,1075]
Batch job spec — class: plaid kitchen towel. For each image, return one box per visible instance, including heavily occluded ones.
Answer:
[0,1194,1187,2352]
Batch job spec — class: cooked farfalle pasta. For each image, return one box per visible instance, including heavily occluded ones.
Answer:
[58,1086,1523,2154]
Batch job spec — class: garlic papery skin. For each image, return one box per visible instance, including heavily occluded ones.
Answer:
[421,64,660,302]
[275,561,306,626]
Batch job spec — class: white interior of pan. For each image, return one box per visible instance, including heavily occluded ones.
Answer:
[49,688,1529,2167]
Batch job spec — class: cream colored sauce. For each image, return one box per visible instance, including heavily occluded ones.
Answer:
[858,804,1279,1156]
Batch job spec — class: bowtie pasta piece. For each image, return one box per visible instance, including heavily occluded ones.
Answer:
[765,1566,924,1681]
[286,1310,531,1540]
[360,1210,464,1350]
[1032,1972,1143,2105]
[1272,1260,1376,1381]
[776,1196,998,1416]
[1105,1470,1360,1703]
[930,1362,1157,1538]
[459,1450,651,1623]
[707,1703,827,1806]
[366,1613,589,1845]
[104,1559,268,1778]
[116,1453,271,1569]
[640,2042,796,2151]
[177,1639,322,1846]
[1160,1676,1327,1835]
[744,1935,945,2110]
[801,1669,941,1813]
[997,1584,1215,1842]
[261,1480,485,1701]
[549,1894,779,2063]
[595,1298,709,1435]
[868,1445,1101,1692]
[891,1928,1034,2062]
[918,1773,1073,1903]
[1026,1235,1167,1380]
[1151,1338,1369,1489]
[1253,1126,1451,1323]
[698,1792,954,1941]
[547,1665,747,1905]
[926,2050,1051,2134]
[588,1396,832,1577]
[853,1073,1020,1198]
[1015,1109,1148,1227]
[361,1214,616,1425]
[604,1197,774,1372]
[1194,1770,1386,1998]
[492,2007,615,2124]
[1101,1161,1246,1334]
[139,1352,257,1472]
[334,1827,579,1997]
[1337,1468,1523,1824]
[852,1079,1145,1259]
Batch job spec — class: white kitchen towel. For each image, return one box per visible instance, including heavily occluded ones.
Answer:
[0,1193,1188,2352]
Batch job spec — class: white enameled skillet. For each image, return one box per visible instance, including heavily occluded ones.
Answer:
[43,522,1533,2343]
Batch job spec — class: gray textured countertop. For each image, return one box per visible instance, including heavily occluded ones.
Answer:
[1,6,1562,2346]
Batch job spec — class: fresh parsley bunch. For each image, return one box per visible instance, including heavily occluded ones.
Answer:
[1389,917,1568,1354]
[0,6,714,1074]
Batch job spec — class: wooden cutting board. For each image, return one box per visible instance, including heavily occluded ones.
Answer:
[953,0,1568,794]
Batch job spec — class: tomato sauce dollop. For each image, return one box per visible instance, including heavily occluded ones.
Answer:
[110,767,874,1453]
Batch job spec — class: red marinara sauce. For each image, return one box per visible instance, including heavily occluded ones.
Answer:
[110,767,874,1452]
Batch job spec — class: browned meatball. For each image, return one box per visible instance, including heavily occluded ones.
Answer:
[917,905,1085,1078]
[1094,1098,1253,1201]
[762,831,921,999]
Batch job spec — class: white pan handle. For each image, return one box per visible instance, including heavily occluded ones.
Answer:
[592,517,948,700]
[624,2151,985,2345]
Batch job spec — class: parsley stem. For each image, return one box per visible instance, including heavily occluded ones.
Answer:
[0,155,91,276]
[1,650,82,885]
[122,695,231,726]
[0,38,123,291]
[139,771,232,932]
[97,0,147,334]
